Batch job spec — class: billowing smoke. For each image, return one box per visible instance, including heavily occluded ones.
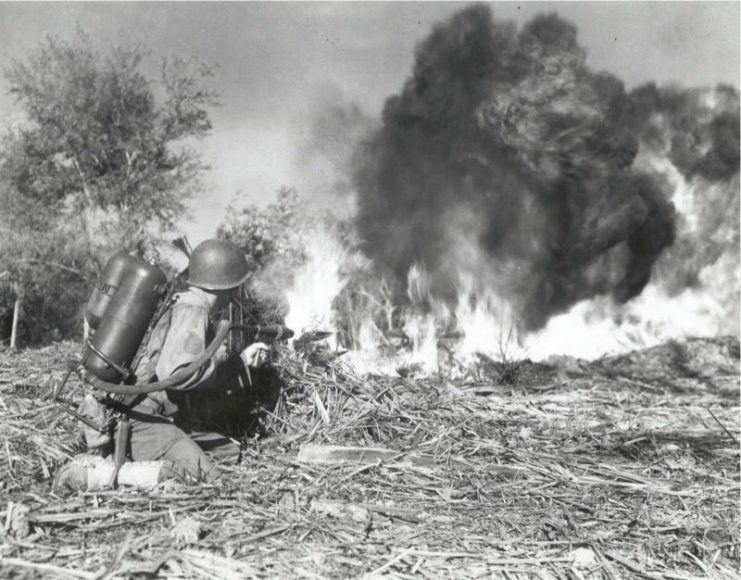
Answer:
[353,5,738,333]
[629,83,739,182]
[628,84,739,298]
[293,89,377,209]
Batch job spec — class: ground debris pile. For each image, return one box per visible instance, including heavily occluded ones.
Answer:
[0,336,738,578]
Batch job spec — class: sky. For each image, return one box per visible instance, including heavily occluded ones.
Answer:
[0,1,738,244]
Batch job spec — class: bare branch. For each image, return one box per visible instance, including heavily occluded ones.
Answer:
[13,259,86,278]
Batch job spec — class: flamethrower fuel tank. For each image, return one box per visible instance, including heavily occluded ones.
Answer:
[85,252,139,330]
[83,256,167,383]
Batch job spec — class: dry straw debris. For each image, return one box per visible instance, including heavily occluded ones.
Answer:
[0,336,739,578]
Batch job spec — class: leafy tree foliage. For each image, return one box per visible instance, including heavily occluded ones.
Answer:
[218,187,306,273]
[216,187,308,323]
[0,30,218,346]
[0,183,87,345]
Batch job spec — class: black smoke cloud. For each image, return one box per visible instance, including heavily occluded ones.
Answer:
[354,5,737,331]
[628,83,740,182]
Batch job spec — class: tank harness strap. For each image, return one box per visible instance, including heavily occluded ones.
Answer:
[128,292,179,381]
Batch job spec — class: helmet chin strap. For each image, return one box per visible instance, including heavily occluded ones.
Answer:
[214,289,234,312]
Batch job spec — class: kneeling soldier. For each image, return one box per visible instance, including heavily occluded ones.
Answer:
[55,239,267,490]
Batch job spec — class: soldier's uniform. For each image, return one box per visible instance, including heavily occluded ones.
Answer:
[124,286,241,482]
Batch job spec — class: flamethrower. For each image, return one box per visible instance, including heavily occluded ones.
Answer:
[385,328,464,347]
[231,324,294,344]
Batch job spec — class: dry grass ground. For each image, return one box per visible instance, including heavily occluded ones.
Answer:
[0,336,738,579]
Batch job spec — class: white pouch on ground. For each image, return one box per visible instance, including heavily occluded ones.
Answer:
[91,459,167,490]
[54,454,169,491]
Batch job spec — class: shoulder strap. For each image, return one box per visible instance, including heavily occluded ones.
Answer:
[131,295,178,383]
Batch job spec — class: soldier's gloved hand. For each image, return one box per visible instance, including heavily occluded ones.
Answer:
[240,342,269,368]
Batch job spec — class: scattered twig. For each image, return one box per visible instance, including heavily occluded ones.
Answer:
[0,557,96,579]
[0,336,738,578]
[707,406,739,445]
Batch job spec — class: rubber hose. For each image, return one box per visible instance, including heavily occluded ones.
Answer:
[80,319,231,395]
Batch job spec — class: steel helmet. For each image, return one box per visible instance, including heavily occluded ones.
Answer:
[186,239,250,290]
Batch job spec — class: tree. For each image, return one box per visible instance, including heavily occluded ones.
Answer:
[0,199,86,346]
[0,29,218,346]
[218,187,306,272]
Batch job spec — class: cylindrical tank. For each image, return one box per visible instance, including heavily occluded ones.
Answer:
[83,257,167,383]
[85,252,139,330]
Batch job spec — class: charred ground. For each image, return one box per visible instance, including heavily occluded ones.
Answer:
[0,336,739,579]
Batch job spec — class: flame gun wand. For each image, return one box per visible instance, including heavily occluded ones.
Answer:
[230,324,295,344]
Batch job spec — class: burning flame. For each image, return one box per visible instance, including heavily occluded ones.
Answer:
[280,142,738,375]
[524,151,739,360]
[284,228,350,342]
[275,10,738,376]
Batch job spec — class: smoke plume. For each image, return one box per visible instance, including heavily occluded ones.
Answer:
[353,5,738,333]
[294,88,377,209]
